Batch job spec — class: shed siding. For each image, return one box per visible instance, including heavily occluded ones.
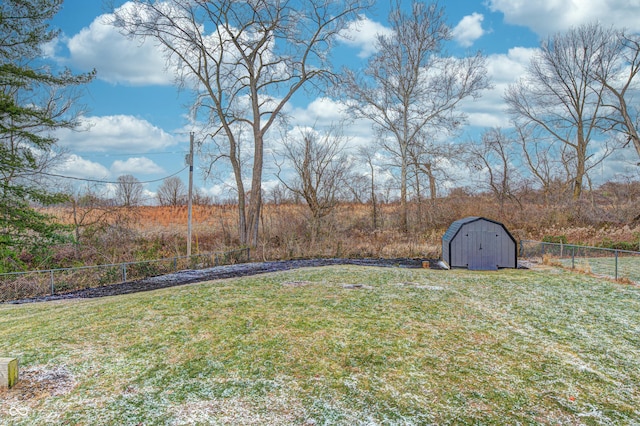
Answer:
[442,242,450,266]
[442,217,516,269]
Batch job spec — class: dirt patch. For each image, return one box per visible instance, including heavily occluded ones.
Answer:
[7,258,438,304]
[0,365,76,419]
[341,283,374,290]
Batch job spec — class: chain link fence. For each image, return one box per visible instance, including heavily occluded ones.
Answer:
[520,240,640,283]
[0,248,250,302]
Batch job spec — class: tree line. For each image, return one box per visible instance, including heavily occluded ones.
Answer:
[2,0,640,270]
[113,0,640,244]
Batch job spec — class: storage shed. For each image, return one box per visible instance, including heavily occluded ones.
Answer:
[442,217,517,270]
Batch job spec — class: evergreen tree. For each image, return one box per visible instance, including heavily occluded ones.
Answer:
[0,0,94,270]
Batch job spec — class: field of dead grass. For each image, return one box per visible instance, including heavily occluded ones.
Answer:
[43,201,640,266]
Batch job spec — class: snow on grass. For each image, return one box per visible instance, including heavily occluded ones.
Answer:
[172,375,308,425]
[0,265,639,424]
[557,254,640,283]
[0,364,77,424]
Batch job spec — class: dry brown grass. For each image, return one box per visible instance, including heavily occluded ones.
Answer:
[542,254,564,267]
[37,194,640,269]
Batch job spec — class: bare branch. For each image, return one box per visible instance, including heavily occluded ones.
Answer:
[112,0,369,246]
[505,23,617,199]
[341,0,490,230]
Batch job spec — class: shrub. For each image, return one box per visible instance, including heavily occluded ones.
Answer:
[542,235,568,244]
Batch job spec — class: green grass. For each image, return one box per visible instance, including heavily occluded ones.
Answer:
[1,265,639,425]
[557,255,640,283]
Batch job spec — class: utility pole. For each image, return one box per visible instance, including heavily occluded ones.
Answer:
[187,132,194,257]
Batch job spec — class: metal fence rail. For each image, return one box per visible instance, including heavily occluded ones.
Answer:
[0,248,250,302]
[520,240,640,283]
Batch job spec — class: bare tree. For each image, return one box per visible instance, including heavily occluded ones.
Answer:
[356,144,380,229]
[344,173,368,204]
[594,30,640,163]
[115,174,144,207]
[191,187,212,206]
[407,139,462,225]
[466,128,522,211]
[276,128,351,243]
[408,139,461,203]
[342,0,490,231]
[157,176,186,206]
[65,184,117,247]
[505,23,618,200]
[511,124,570,204]
[266,182,292,205]
[113,0,368,247]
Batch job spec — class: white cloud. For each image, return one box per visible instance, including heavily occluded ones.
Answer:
[452,13,486,47]
[56,115,179,153]
[110,157,165,175]
[488,0,640,36]
[486,46,536,89]
[41,36,60,59]
[65,3,172,86]
[285,48,537,147]
[199,172,240,202]
[142,189,158,205]
[55,154,111,179]
[589,142,640,183]
[338,15,393,58]
[289,97,349,125]
[284,97,375,152]
[462,47,538,128]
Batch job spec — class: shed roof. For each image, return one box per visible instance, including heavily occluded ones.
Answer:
[442,216,481,242]
[442,216,514,243]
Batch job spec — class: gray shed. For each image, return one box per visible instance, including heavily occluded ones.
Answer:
[442,217,517,270]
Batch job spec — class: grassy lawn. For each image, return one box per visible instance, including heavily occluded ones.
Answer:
[557,255,640,283]
[1,265,639,425]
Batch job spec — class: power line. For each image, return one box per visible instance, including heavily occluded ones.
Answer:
[40,166,189,185]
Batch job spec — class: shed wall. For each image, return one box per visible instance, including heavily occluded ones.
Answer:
[444,218,516,269]
[442,238,450,266]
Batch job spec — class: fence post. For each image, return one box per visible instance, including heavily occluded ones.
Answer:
[615,250,619,281]
[0,247,251,302]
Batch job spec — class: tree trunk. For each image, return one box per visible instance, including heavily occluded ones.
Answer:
[414,166,422,228]
[371,173,377,230]
[621,101,640,160]
[424,162,437,205]
[573,169,584,200]
[229,139,247,245]
[400,155,408,232]
[245,127,264,248]
[573,135,587,200]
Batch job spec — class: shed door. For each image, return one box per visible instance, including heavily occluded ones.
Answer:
[467,231,499,270]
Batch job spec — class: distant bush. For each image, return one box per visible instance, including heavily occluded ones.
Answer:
[28,191,640,271]
[597,239,640,252]
[542,235,568,244]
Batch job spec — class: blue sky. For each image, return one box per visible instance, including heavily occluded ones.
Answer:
[44,0,640,202]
